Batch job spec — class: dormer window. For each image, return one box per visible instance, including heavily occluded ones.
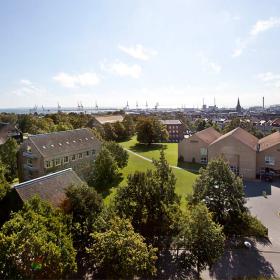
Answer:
[50,144,54,148]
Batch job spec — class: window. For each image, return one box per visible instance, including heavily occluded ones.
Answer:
[200,148,208,164]
[72,155,76,161]
[92,149,96,155]
[27,158,32,167]
[64,156,69,163]
[55,158,61,166]
[265,156,275,166]
[86,151,90,157]
[78,153,83,159]
[45,161,51,168]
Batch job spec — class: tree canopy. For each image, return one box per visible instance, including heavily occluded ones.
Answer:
[87,216,157,279]
[0,196,77,279]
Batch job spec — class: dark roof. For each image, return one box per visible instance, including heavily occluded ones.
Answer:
[14,168,83,207]
[258,131,280,151]
[195,127,222,145]
[29,128,101,158]
[210,127,259,150]
[160,120,182,125]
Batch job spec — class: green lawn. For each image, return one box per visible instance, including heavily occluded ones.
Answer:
[104,137,197,206]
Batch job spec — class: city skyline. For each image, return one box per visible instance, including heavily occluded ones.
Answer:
[1,0,280,108]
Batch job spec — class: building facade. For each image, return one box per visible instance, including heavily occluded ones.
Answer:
[179,127,280,180]
[160,120,185,142]
[178,127,221,163]
[18,128,102,182]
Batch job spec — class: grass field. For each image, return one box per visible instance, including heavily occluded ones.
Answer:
[104,137,198,206]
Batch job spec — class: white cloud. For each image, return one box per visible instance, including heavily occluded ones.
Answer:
[233,17,280,57]
[198,52,221,73]
[118,44,157,61]
[13,80,48,97]
[101,61,142,78]
[53,72,100,88]
[250,17,280,36]
[257,72,280,88]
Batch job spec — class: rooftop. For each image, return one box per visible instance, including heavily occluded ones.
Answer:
[28,128,101,158]
[258,131,280,151]
[94,115,124,124]
[195,127,222,145]
[14,168,83,208]
[160,119,182,125]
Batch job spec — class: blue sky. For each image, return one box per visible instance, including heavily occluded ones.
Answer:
[0,0,280,109]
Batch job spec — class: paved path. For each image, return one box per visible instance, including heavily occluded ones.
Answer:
[124,148,188,171]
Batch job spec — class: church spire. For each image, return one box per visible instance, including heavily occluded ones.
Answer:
[236,97,242,113]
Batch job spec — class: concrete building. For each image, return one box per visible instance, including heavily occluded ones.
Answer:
[178,127,221,163]
[160,119,185,142]
[18,128,102,182]
[179,127,280,180]
[13,168,83,209]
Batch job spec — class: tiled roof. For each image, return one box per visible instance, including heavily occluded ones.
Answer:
[258,131,280,151]
[271,118,280,127]
[210,127,258,150]
[94,115,124,124]
[160,119,182,125]
[29,128,101,158]
[14,168,83,208]
[195,127,222,145]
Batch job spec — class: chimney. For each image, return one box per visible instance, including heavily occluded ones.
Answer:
[262,97,265,109]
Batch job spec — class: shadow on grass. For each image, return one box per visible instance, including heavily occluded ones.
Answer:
[177,161,205,175]
[129,143,167,153]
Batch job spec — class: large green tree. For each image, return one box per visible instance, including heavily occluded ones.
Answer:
[175,203,225,278]
[0,197,77,279]
[0,162,9,201]
[0,138,19,182]
[103,141,128,168]
[123,115,135,139]
[87,216,157,279]
[191,158,266,236]
[114,150,181,247]
[88,147,120,189]
[136,117,169,144]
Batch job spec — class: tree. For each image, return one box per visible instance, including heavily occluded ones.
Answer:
[87,216,157,279]
[123,115,135,139]
[191,158,266,237]
[0,162,9,201]
[136,117,169,144]
[114,150,181,247]
[0,197,77,279]
[88,147,120,189]
[175,203,225,278]
[0,138,19,182]
[103,123,117,141]
[103,141,128,168]
[112,121,126,141]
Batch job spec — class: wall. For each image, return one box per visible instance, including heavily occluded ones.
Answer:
[257,143,280,174]
[208,136,257,179]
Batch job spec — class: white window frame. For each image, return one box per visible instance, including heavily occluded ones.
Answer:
[64,156,69,163]
[55,158,61,166]
[265,156,275,166]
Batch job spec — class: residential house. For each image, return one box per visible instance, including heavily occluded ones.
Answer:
[18,128,102,182]
[160,120,185,142]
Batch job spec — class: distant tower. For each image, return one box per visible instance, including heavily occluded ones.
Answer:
[145,101,148,111]
[262,96,265,110]
[236,97,242,113]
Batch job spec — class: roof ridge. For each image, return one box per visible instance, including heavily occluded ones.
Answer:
[14,168,76,189]
[29,128,88,138]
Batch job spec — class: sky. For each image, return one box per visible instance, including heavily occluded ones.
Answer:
[0,0,280,109]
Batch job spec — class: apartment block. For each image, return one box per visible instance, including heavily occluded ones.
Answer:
[160,119,185,142]
[18,128,102,182]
